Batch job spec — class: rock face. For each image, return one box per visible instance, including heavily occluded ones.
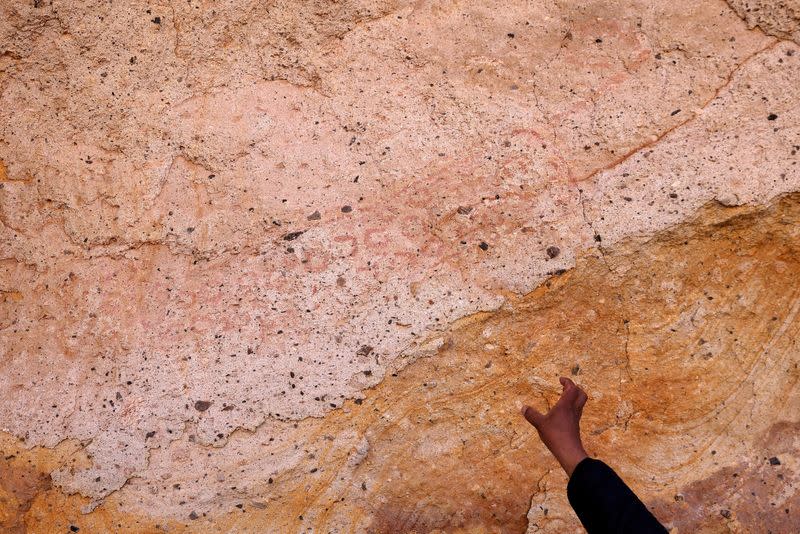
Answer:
[1,0,799,532]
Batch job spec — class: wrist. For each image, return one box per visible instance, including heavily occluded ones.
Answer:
[556,444,588,477]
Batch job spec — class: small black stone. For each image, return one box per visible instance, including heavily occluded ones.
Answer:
[151,16,161,24]
[307,210,321,220]
[478,241,489,251]
[283,231,305,241]
[767,113,778,121]
[769,456,781,465]
[546,246,560,259]
[194,400,211,412]
[69,526,80,533]
[341,205,353,213]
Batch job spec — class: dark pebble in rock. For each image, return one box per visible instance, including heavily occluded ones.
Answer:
[194,400,211,412]
[283,231,304,241]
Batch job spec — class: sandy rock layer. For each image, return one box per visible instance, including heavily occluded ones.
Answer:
[1,0,799,532]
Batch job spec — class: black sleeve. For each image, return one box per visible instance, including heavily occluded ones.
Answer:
[566,457,668,534]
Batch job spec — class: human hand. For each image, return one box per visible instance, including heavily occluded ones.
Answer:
[522,377,589,477]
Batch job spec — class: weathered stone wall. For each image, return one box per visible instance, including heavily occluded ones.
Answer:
[1,0,799,532]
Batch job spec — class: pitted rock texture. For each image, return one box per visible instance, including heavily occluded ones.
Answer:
[3,194,800,533]
[727,0,800,41]
[1,0,800,532]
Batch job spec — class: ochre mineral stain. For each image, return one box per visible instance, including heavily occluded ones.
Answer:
[3,194,799,533]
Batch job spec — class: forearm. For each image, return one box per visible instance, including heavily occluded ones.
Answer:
[551,441,588,477]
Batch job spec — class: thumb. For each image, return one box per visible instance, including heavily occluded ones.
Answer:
[521,405,544,429]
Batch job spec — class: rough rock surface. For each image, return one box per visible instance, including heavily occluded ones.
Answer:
[727,0,800,41]
[1,0,799,532]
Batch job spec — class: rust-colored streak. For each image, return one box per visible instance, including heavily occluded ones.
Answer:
[0,159,30,182]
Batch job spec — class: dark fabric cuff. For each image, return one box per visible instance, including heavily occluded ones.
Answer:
[566,457,667,534]
[567,457,608,507]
